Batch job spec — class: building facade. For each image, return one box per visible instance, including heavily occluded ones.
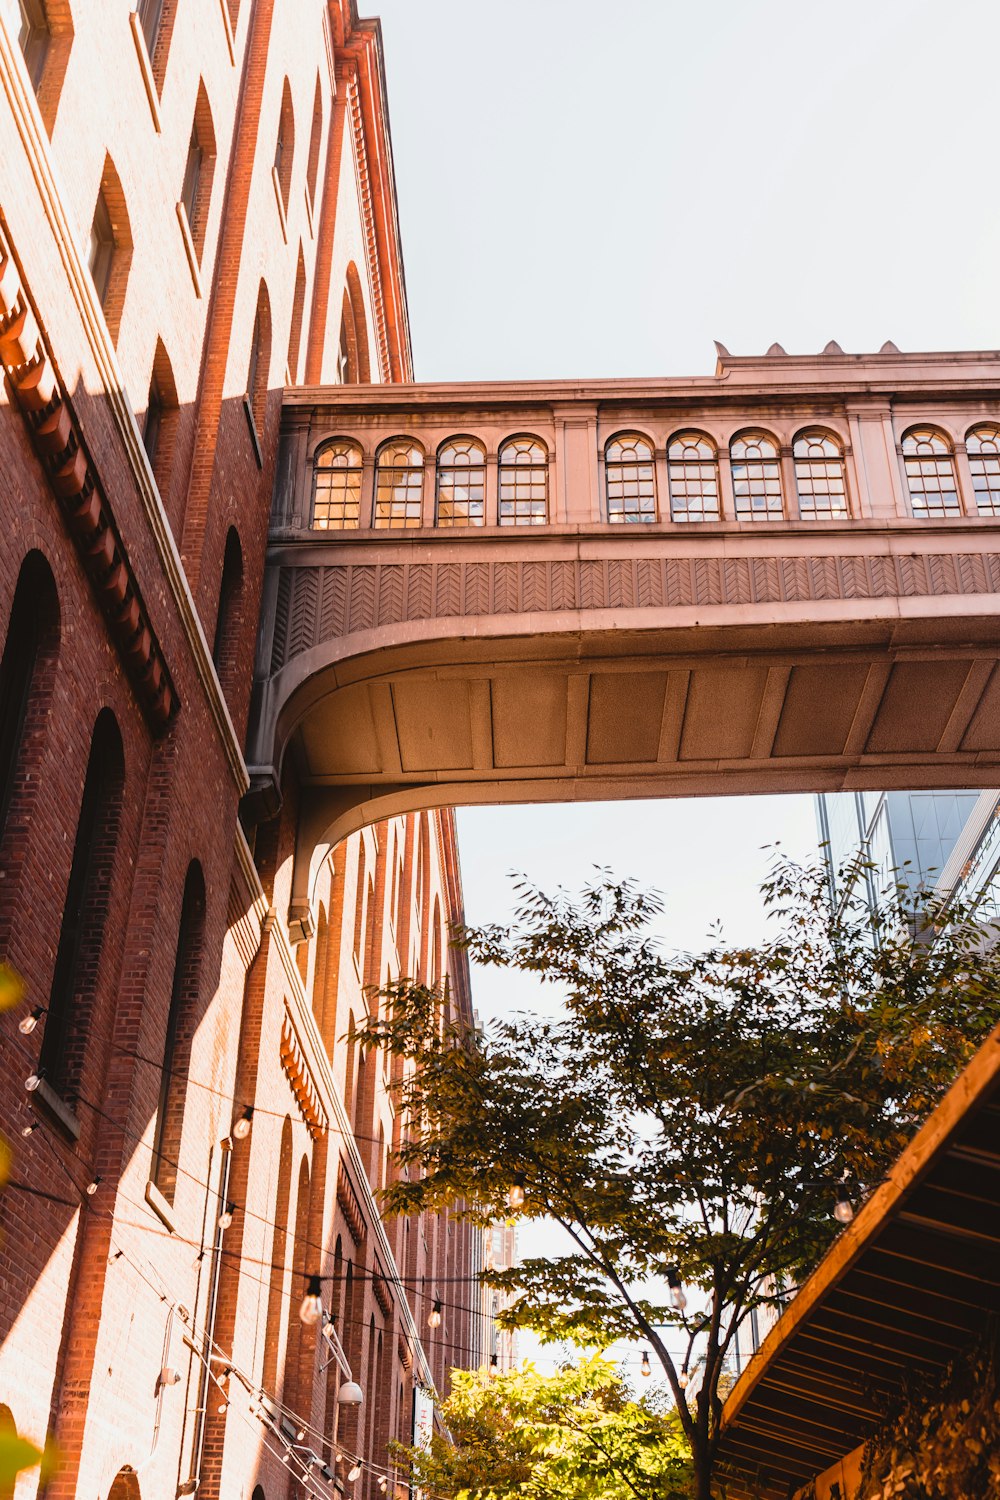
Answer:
[0,5,486,1500]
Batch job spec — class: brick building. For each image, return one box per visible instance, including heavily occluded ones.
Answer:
[0,4,486,1499]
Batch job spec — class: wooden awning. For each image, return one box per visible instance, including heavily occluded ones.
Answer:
[717,1023,1000,1499]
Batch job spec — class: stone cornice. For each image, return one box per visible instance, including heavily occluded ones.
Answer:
[0,22,249,789]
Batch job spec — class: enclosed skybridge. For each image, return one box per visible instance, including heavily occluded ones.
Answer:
[246,346,1000,936]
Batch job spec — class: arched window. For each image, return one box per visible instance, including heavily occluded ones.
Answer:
[730,432,783,520]
[287,245,307,384]
[605,433,656,522]
[39,709,125,1102]
[263,1117,294,1397]
[335,264,371,385]
[436,439,485,526]
[901,428,960,517]
[142,338,179,498]
[966,425,1000,516]
[375,440,424,529]
[89,156,132,343]
[353,842,367,964]
[284,1156,312,1413]
[212,527,244,688]
[0,552,59,849]
[246,281,271,443]
[180,83,217,265]
[306,74,323,212]
[667,433,720,522]
[152,862,206,1202]
[273,79,295,216]
[793,430,849,519]
[498,437,547,525]
[312,440,363,530]
[106,1471,141,1500]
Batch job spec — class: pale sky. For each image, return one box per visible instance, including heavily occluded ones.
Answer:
[371,0,993,1374]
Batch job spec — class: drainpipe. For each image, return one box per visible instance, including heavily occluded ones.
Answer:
[133,1307,177,1477]
[177,1138,233,1496]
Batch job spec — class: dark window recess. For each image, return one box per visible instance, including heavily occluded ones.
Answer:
[40,711,124,1102]
[181,121,203,230]
[135,0,163,58]
[143,374,164,468]
[88,191,114,306]
[0,556,57,840]
[152,864,206,1202]
[13,0,50,88]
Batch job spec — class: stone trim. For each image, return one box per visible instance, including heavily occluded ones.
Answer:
[336,1158,366,1247]
[280,1008,328,1138]
[267,551,1000,671]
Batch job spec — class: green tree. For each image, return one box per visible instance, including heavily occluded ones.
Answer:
[363,854,1000,1500]
[397,1355,691,1500]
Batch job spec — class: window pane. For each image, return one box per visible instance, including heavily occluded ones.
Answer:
[667,432,719,521]
[606,434,656,522]
[902,430,960,516]
[967,426,1000,516]
[437,440,485,526]
[499,439,547,525]
[313,441,363,529]
[375,442,423,529]
[730,434,782,519]
[794,432,848,518]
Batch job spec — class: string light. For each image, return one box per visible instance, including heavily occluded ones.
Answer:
[640,1351,651,1377]
[833,1179,855,1225]
[507,1173,526,1210]
[20,1121,36,1137]
[218,1202,236,1231]
[488,1353,499,1378]
[427,1300,442,1329]
[217,1399,229,1414]
[232,1107,253,1141]
[377,1477,387,1492]
[86,1176,101,1196]
[666,1263,687,1311]
[348,1463,362,1482]
[24,1071,41,1092]
[299,1273,324,1326]
[18,1007,43,1035]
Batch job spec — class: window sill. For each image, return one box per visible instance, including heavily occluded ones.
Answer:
[129,11,162,134]
[33,1078,81,1141]
[175,203,203,298]
[145,1178,177,1232]
[242,393,263,469]
[271,166,289,245]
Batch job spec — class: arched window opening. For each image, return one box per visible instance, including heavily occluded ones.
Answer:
[142,338,179,495]
[667,433,720,522]
[901,428,960,517]
[312,440,363,530]
[151,862,206,1203]
[312,899,329,1020]
[306,74,323,212]
[284,1156,313,1412]
[498,437,547,525]
[88,156,132,342]
[375,441,424,529]
[730,432,783,520]
[251,1489,265,1500]
[793,430,848,519]
[12,0,49,88]
[39,709,124,1102]
[273,79,295,215]
[336,264,371,385]
[11,0,71,133]
[966,425,1000,515]
[263,1118,294,1397]
[432,895,442,988]
[0,552,59,849]
[344,1009,357,1122]
[287,245,307,384]
[352,843,367,966]
[135,0,164,65]
[180,83,217,264]
[246,281,272,446]
[436,438,486,526]
[605,433,656,522]
[212,527,244,689]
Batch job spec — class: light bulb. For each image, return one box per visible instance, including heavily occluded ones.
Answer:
[489,1353,499,1378]
[218,1202,235,1230]
[281,1453,291,1466]
[378,1477,387,1493]
[348,1463,362,1482]
[427,1300,442,1329]
[667,1264,687,1310]
[232,1108,253,1140]
[86,1176,101,1196]
[507,1173,526,1210]
[18,1007,42,1035]
[20,1122,36,1137]
[640,1351,651,1377]
[217,1400,229,1414]
[299,1273,324,1325]
[296,1427,306,1441]
[679,1367,689,1389]
[24,1072,41,1092]
[834,1194,854,1225]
